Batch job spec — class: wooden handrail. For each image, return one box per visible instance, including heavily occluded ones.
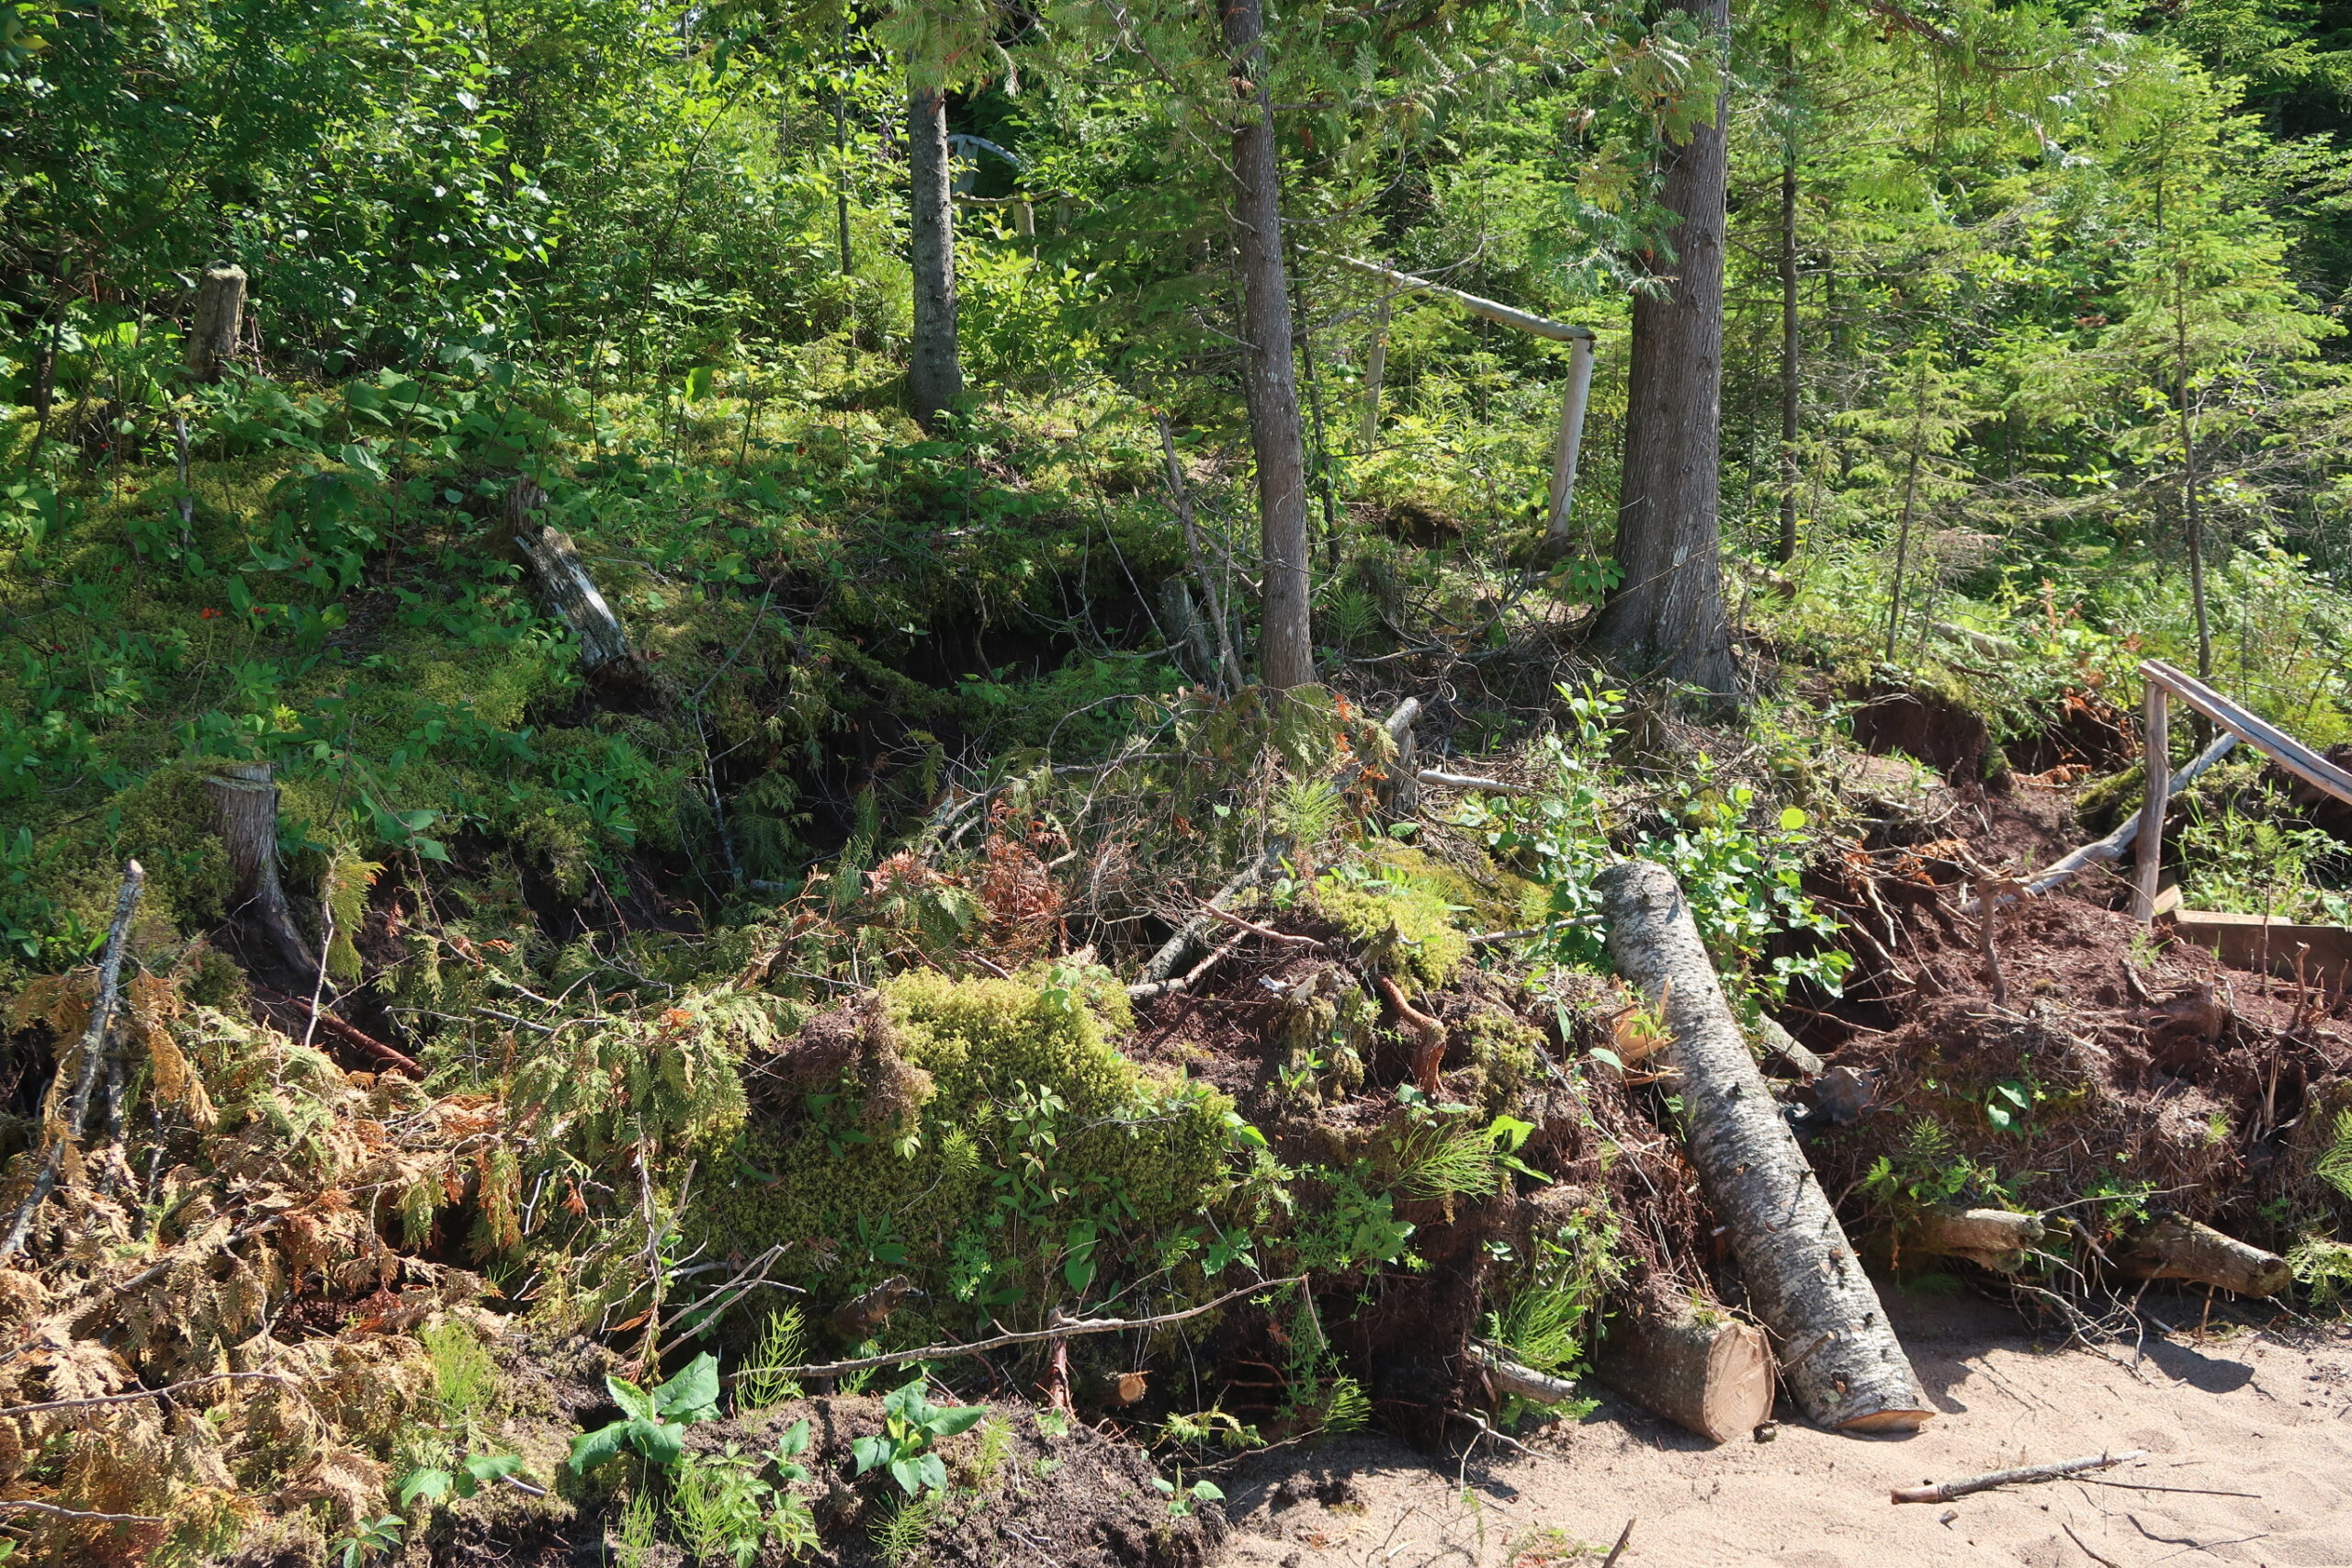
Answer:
[2140,660,2352,807]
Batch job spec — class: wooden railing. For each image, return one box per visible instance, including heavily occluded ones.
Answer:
[2132,660,2352,920]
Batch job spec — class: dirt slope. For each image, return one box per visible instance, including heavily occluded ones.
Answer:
[1214,1290,2352,1568]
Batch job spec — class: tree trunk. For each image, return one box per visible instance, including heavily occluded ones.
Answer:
[908,85,962,432]
[506,479,642,685]
[185,264,248,382]
[1777,147,1801,566]
[1222,0,1315,691]
[834,10,854,276]
[1589,0,1734,698]
[2116,1213,2290,1297]
[1594,1300,1775,1444]
[1358,296,1389,455]
[206,763,315,978]
[1600,860,1930,1432]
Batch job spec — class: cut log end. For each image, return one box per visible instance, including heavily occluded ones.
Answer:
[1837,1405,1933,1434]
[1594,1303,1775,1445]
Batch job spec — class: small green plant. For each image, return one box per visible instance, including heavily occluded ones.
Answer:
[851,1376,985,1496]
[334,1515,404,1568]
[737,1304,808,1412]
[971,1416,1012,1483]
[567,1353,722,1472]
[614,1488,660,1568]
[1034,1406,1070,1439]
[399,1451,525,1508]
[2290,1236,2352,1309]
[1153,1468,1225,1517]
[419,1319,500,1429]
[1160,1407,1260,1450]
[2316,1108,2352,1201]
[867,1490,943,1566]
[1318,1376,1372,1435]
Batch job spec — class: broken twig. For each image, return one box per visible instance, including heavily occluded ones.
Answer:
[1891,1450,2144,1505]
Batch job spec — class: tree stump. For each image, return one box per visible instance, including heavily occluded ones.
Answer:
[185,264,247,382]
[206,762,314,977]
[505,478,644,687]
[1600,860,1930,1432]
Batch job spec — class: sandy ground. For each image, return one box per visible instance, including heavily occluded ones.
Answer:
[1217,1289,2352,1568]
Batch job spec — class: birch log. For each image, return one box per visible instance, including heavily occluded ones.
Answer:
[1593,1301,1775,1443]
[2116,1213,2290,1297]
[505,479,641,684]
[206,762,314,976]
[1600,860,1930,1432]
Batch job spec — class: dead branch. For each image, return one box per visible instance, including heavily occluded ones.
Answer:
[0,1371,299,1418]
[0,1498,166,1523]
[1892,1450,2143,1504]
[740,1276,1306,1383]
[247,983,423,1077]
[1,860,144,1260]
[1127,931,1248,1000]
[1203,905,1325,948]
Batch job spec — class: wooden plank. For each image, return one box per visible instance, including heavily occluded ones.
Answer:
[2166,907,2352,984]
[2133,684,2168,922]
[2141,659,2352,807]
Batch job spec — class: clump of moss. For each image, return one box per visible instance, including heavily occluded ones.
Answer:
[1461,1010,1543,1115]
[695,970,1235,1313]
[1316,870,1469,989]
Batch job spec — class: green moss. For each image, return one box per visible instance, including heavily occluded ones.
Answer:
[693,972,1234,1307]
[1461,1010,1543,1115]
[1316,869,1469,989]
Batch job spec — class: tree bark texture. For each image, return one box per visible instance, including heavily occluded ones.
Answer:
[1590,0,1735,698]
[1593,1300,1774,1443]
[1599,860,1930,1431]
[206,763,315,977]
[908,85,962,433]
[2116,1213,2290,1297]
[1911,1209,2045,1274]
[506,479,641,684]
[186,264,247,382]
[1222,0,1314,691]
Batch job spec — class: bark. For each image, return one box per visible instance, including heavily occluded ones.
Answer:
[1589,0,1735,698]
[1911,1208,2044,1273]
[1467,1339,1581,1405]
[185,265,247,382]
[1358,296,1389,455]
[1600,860,1929,1431]
[206,763,315,977]
[908,85,962,433]
[2116,1213,2290,1297]
[1593,1300,1774,1444]
[506,479,641,685]
[1222,0,1314,691]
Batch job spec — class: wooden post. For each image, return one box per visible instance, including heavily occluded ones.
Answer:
[185,264,247,382]
[2133,682,2169,922]
[1358,295,1389,456]
[1541,334,1597,554]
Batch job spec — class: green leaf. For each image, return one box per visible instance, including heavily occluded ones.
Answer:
[924,1404,984,1439]
[655,1352,721,1421]
[631,1417,684,1467]
[605,1375,658,1425]
[566,1421,630,1473]
[850,1433,894,1476]
[684,366,716,402]
[1778,807,1808,830]
[398,1468,452,1508]
[1192,1481,1226,1502]
[461,1453,523,1493]
[775,1417,811,1459]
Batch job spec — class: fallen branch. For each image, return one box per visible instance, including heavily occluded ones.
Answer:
[249,983,423,1077]
[0,1370,298,1419]
[1980,730,2239,910]
[1466,1339,1578,1404]
[0,1498,167,1523]
[741,1276,1305,1383]
[0,861,144,1260]
[2115,1213,2290,1297]
[1415,767,1536,795]
[1203,905,1325,948]
[1600,1519,1635,1568]
[1126,931,1249,1000]
[1891,1450,2143,1505]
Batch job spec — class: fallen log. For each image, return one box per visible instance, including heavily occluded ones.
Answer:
[1600,860,1930,1432]
[1910,1208,2044,1274]
[1592,1301,1774,1444]
[1755,1014,1823,1078]
[2115,1213,2290,1297]
[248,982,423,1079]
[1892,1450,2143,1505]
[206,762,316,977]
[505,478,644,687]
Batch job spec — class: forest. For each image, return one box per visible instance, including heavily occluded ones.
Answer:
[4,0,2352,1562]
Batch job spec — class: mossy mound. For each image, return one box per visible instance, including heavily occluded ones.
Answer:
[1313,867,1470,990]
[696,970,1236,1315]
